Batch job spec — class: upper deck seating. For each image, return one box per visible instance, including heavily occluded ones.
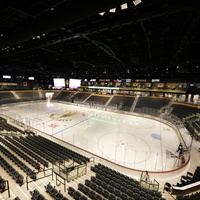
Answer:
[73,92,91,102]
[108,95,135,111]
[86,95,110,105]
[134,97,170,115]
[171,104,200,120]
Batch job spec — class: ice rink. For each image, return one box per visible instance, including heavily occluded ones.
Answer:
[1,101,191,172]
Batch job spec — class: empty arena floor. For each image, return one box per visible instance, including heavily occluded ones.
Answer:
[1,101,191,172]
[1,101,200,200]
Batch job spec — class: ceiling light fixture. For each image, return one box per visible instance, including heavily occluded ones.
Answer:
[133,0,142,6]
[110,8,116,13]
[121,3,128,10]
[99,12,105,16]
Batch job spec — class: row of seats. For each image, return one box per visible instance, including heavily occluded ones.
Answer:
[91,163,163,199]
[192,120,200,130]
[0,119,23,134]
[19,135,59,163]
[0,140,37,181]
[0,155,24,186]
[68,186,89,200]
[8,135,48,168]
[26,135,68,162]
[164,166,200,199]
[0,176,6,192]
[17,135,52,165]
[44,182,68,200]
[91,163,140,186]
[37,135,90,164]
[30,134,89,165]
[173,166,200,187]
[0,136,40,170]
[78,182,111,200]
[30,189,46,200]
[171,104,200,120]
[177,191,200,200]
[80,179,132,200]
[0,176,20,200]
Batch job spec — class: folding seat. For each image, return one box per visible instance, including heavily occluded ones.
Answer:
[127,189,134,197]
[90,166,96,172]
[24,166,31,174]
[62,197,69,200]
[180,175,187,186]
[90,182,97,190]
[67,186,75,196]
[16,174,24,186]
[95,186,103,195]
[120,192,129,200]
[93,193,103,200]
[88,189,95,199]
[163,182,172,193]
[96,173,104,181]
[91,176,97,183]
[30,189,40,200]
[128,198,135,200]
[45,182,53,193]
[29,170,37,181]
[101,171,108,178]
[133,187,140,194]
[78,183,84,192]
[107,185,114,193]
[186,171,193,179]
[35,162,40,171]
[79,195,88,200]
[95,178,102,186]
[104,177,110,184]
[121,186,127,194]
[102,190,109,198]
[134,193,140,199]
[140,191,147,198]
[82,186,89,195]
[55,190,64,200]
[85,179,91,187]
[154,191,162,199]
[101,182,108,190]
[37,194,46,200]
[140,197,147,200]
[114,183,121,190]
[50,186,59,197]
[109,193,117,200]
[147,194,154,200]
[73,190,81,200]
[109,180,115,187]
[114,189,121,197]
[8,167,15,176]
[0,179,6,192]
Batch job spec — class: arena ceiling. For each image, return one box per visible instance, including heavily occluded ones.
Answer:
[0,0,200,81]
